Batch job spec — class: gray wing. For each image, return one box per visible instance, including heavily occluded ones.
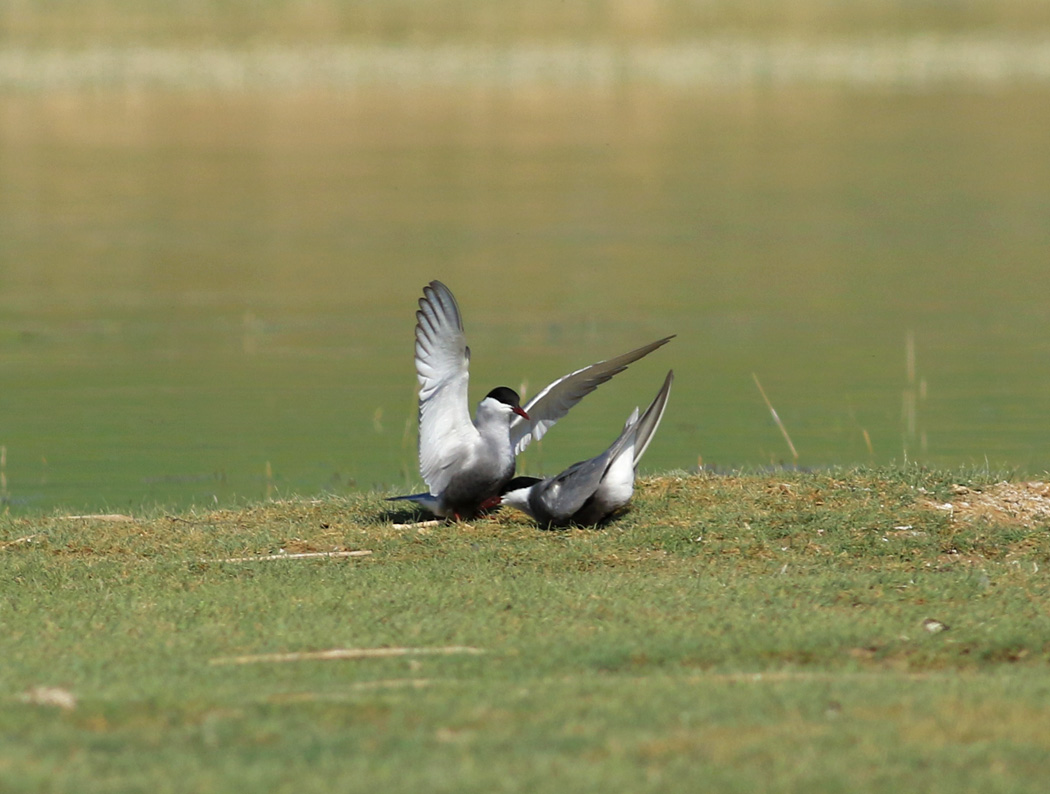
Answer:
[511,335,674,456]
[631,370,674,467]
[414,281,478,494]
[532,456,611,521]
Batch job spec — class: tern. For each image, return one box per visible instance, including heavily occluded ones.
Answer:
[499,370,674,528]
[387,280,673,520]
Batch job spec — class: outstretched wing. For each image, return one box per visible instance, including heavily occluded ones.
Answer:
[510,335,674,456]
[414,281,478,494]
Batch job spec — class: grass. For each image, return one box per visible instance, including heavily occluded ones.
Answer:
[3,466,1050,792]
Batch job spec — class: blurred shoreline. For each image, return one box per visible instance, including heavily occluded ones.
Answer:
[3,37,1050,92]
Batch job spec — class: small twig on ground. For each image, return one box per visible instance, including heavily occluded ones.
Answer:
[391,519,441,530]
[202,550,372,563]
[210,646,486,665]
[752,372,799,464]
[59,514,135,522]
[1,534,40,549]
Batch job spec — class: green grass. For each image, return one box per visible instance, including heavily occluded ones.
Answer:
[3,467,1050,792]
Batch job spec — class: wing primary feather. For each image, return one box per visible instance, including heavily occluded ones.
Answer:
[511,335,674,455]
[631,370,674,467]
[412,280,477,496]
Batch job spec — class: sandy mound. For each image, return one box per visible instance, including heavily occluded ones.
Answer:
[924,481,1050,528]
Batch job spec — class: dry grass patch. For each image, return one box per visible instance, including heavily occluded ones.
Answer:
[922,481,1050,529]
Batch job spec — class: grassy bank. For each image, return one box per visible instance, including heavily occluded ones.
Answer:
[2,467,1050,792]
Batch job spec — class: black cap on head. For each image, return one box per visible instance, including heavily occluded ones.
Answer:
[485,386,530,420]
[485,387,522,407]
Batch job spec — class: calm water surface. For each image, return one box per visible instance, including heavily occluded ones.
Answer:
[2,84,1049,513]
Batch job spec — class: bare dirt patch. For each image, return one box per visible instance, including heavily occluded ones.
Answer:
[923,482,1050,528]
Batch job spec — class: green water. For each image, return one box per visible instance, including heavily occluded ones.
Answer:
[2,77,1049,513]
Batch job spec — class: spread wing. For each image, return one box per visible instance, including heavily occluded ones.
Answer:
[510,335,674,456]
[414,280,478,494]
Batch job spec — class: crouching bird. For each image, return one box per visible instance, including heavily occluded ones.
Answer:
[499,370,674,528]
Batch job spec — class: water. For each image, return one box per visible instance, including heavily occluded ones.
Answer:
[2,58,1049,513]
